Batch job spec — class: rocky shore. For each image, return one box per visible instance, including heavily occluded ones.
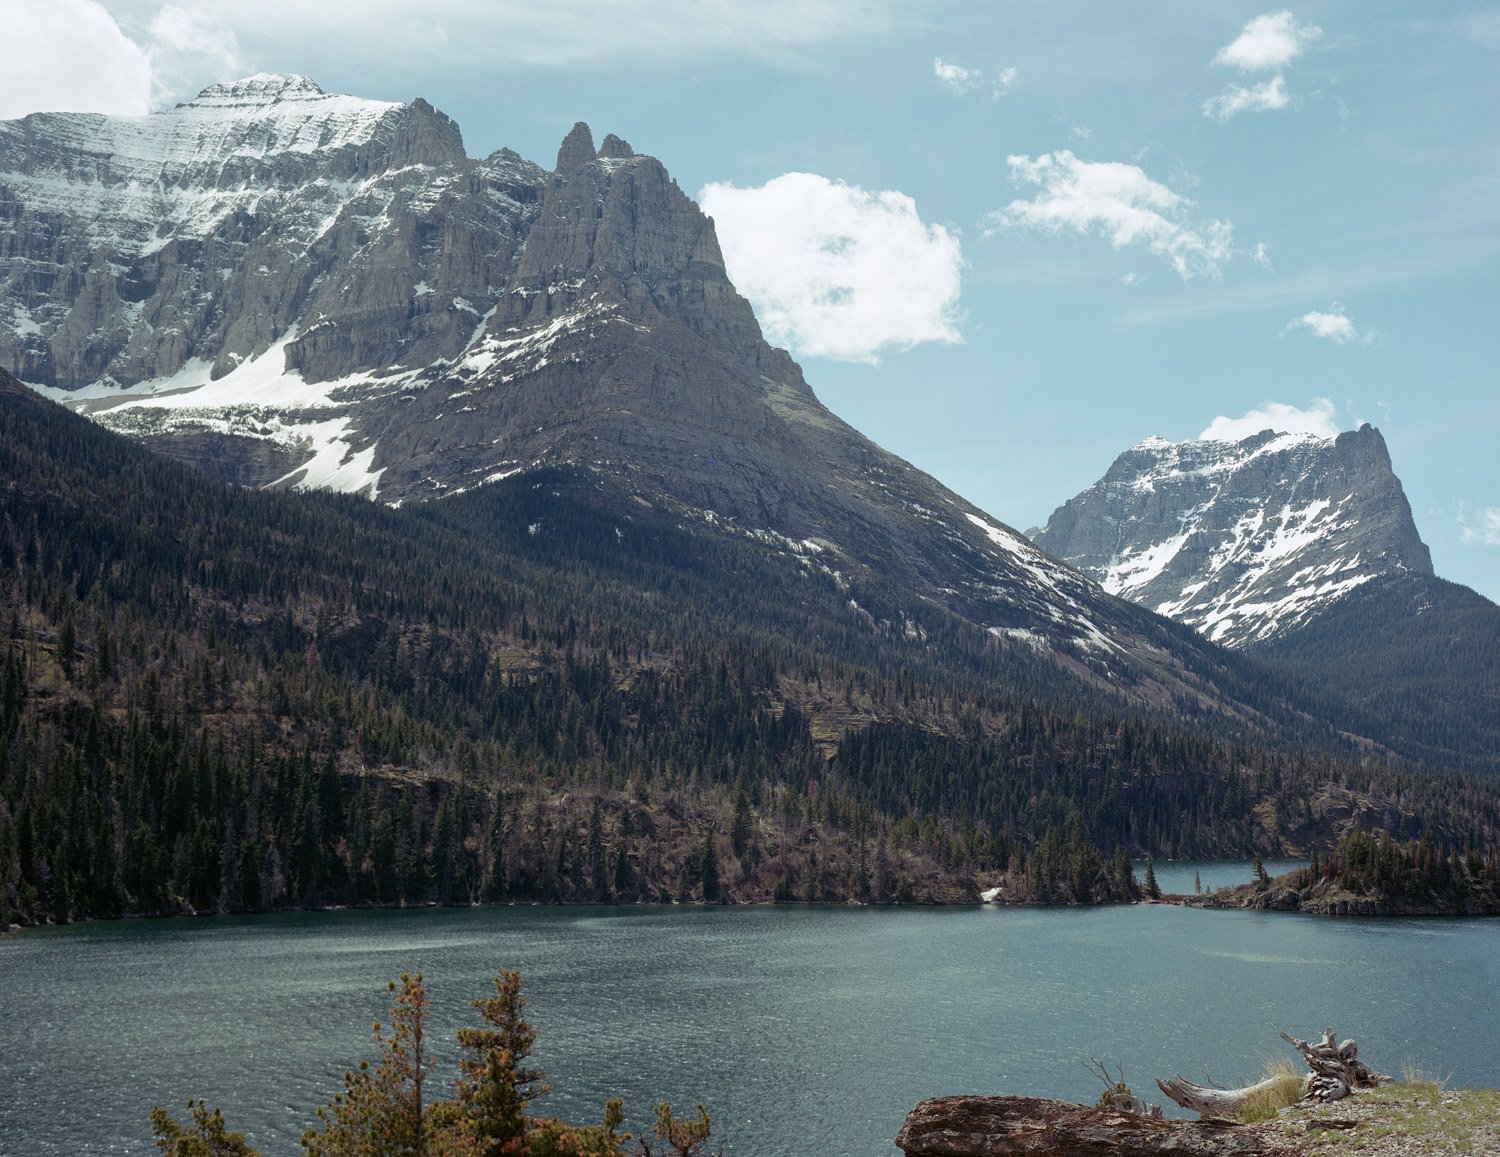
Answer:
[896,1085,1500,1157]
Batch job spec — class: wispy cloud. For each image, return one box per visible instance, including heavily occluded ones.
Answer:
[144,0,909,73]
[1203,75,1289,122]
[1200,398,1341,441]
[1213,11,1322,72]
[1204,11,1320,121]
[146,4,245,106]
[700,173,964,364]
[1,0,916,116]
[934,57,1016,98]
[1252,241,1273,269]
[1459,505,1500,546]
[986,151,1234,279]
[1288,307,1358,344]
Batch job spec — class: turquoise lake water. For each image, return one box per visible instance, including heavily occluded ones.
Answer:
[3,882,1497,1154]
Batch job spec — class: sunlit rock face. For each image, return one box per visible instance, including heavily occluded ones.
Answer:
[1031,424,1433,648]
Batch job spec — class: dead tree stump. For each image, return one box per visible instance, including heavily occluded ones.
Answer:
[1156,1027,1391,1118]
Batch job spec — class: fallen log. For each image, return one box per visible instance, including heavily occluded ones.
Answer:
[1156,1027,1391,1118]
[1153,1074,1295,1119]
[895,1095,1283,1157]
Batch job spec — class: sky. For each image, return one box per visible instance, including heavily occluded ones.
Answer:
[2,0,1497,602]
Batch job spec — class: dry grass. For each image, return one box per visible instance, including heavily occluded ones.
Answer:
[1235,1055,1308,1123]
[1397,1063,1449,1096]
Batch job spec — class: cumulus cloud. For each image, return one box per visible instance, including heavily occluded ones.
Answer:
[1200,398,1341,442]
[1203,75,1289,121]
[1288,308,1358,344]
[1459,505,1500,547]
[0,0,151,117]
[699,173,964,364]
[1212,11,1322,72]
[934,57,1016,98]
[986,151,1234,279]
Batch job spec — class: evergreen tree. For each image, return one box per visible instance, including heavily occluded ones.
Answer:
[700,831,719,903]
[151,1099,261,1156]
[454,969,552,1154]
[302,972,432,1156]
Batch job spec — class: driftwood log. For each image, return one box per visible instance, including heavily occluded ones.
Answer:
[1156,1028,1391,1117]
[895,1095,1280,1157]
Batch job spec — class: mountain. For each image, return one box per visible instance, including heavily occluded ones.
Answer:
[1030,425,1432,648]
[1,75,1327,709]
[1033,426,1500,771]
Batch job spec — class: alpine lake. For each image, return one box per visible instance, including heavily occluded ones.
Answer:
[4,860,1498,1156]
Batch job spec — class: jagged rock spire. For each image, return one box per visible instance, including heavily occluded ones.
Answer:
[556,121,597,173]
[598,133,634,159]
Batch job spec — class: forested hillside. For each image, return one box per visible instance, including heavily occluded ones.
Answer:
[1249,574,1500,775]
[3,371,1498,928]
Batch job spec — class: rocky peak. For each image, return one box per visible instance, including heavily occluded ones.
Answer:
[598,133,635,159]
[555,121,597,173]
[495,123,761,353]
[182,73,328,108]
[1032,422,1433,647]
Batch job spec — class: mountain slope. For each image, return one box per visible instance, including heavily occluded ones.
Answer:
[1251,573,1500,774]
[7,363,1500,930]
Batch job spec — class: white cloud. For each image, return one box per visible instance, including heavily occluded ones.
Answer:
[934,57,1016,98]
[1288,308,1358,343]
[146,5,245,106]
[1200,398,1341,441]
[1252,241,1273,269]
[1204,12,1319,124]
[88,0,908,77]
[700,173,964,364]
[1212,11,1322,72]
[0,0,151,117]
[987,151,1234,279]
[1203,75,1290,121]
[1459,505,1500,547]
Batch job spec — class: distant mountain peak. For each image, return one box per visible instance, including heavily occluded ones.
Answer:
[1033,423,1432,647]
[184,73,331,107]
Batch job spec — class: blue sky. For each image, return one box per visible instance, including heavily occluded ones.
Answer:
[4,1,1498,601]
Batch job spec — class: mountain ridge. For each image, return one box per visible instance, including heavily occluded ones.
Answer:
[1,79,1281,703]
[1031,423,1435,647]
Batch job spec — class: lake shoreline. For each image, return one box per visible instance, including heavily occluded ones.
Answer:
[9,883,1500,942]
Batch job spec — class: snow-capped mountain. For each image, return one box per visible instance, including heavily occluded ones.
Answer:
[0,76,1320,705]
[1030,425,1433,648]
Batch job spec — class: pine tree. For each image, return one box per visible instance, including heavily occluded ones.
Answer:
[700,830,719,903]
[151,1098,261,1156]
[454,969,552,1154]
[302,972,432,1156]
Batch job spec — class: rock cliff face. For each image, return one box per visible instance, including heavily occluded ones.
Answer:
[1031,426,1433,648]
[0,79,1306,702]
